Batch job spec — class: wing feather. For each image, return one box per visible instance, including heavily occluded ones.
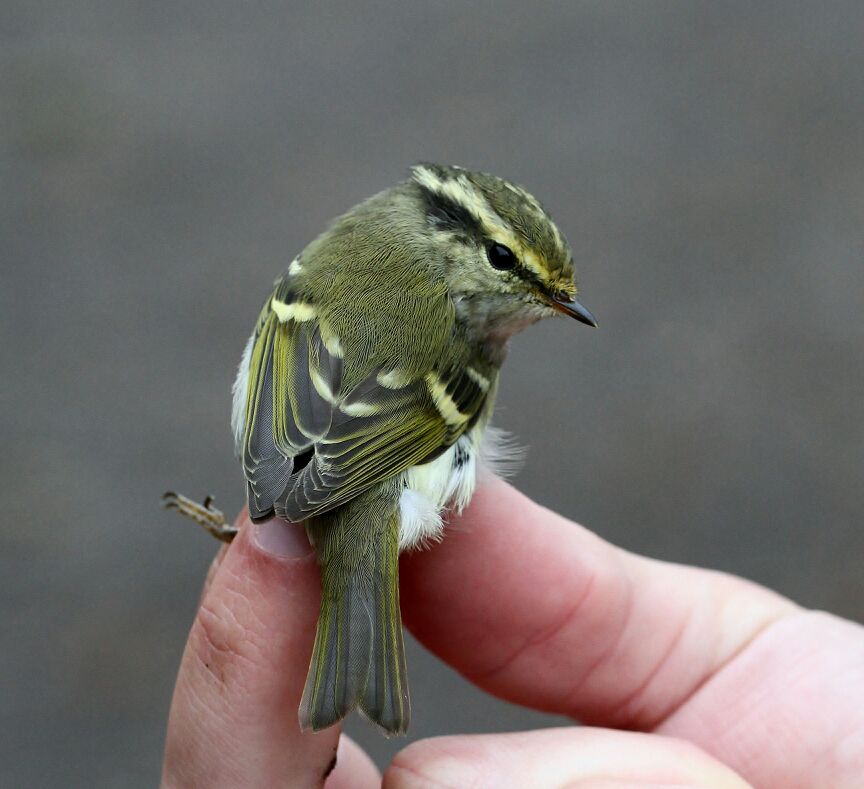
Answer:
[239,304,487,522]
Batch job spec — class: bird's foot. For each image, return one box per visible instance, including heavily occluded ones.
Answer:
[162,491,238,543]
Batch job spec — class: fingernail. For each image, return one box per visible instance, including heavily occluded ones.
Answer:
[253,518,313,559]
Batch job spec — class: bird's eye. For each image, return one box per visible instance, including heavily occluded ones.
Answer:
[486,243,518,271]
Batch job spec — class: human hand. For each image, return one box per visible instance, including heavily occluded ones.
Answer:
[162,476,864,787]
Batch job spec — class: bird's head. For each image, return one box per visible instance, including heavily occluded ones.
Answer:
[409,163,595,342]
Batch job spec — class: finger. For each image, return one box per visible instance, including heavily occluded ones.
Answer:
[656,610,864,788]
[400,476,798,730]
[384,728,752,788]
[162,513,339,788]
[325,735,381,789]
[198,543,229,604]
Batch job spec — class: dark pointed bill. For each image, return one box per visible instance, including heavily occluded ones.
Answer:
[549,295,598,327]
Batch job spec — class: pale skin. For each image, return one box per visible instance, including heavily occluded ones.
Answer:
[162,476,864,787]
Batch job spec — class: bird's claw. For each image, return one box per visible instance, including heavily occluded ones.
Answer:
[161,490,238,543]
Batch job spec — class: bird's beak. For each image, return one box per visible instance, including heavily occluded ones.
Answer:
[549,294,598,327]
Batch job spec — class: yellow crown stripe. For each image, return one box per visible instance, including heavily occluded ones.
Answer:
[413,166,547,279]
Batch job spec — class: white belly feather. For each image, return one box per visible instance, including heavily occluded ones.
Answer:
[397,431,479,550]
[231,331,255,454]
[396,423,518,550]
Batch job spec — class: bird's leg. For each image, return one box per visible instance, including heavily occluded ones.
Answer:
[162,491,238,543]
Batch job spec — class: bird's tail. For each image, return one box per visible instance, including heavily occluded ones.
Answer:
[299,491,410,735]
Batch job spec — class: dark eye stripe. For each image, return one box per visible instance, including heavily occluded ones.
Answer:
[417,184,483,238]
[416,181,558,293]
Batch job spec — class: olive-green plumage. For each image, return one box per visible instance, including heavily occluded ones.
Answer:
[232,164,594,734]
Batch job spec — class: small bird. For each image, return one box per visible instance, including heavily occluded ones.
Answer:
[164,164,595,735]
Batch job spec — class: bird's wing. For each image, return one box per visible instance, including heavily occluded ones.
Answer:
[239,304,488,522]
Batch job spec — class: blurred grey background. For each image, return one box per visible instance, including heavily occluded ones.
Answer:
[3,1,863,785]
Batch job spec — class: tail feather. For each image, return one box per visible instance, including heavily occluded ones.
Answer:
[299,489,410,735]
[361,554,409,732]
